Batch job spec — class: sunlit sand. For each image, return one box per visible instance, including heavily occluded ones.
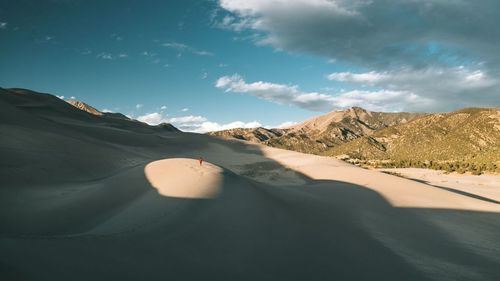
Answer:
[145,158,223,199]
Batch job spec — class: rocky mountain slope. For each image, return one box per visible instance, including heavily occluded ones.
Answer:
[212,127,285,143]
[66,99,103,116]
[210,107,424,154]
[328,108,500,174]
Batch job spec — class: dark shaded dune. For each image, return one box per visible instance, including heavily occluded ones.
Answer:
[0,170,433,281]
[2,166,500,280]
[0,88,183,186]
[1,88,100,122]
[0,88,179,133]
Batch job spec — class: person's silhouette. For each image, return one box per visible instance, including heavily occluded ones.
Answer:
[199,157,203,166]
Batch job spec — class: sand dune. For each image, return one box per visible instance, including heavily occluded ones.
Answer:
[145,158,224,199]
[378,168,500,203]
[1,88,500,280]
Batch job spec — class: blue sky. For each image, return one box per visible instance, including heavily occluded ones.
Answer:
[1,0,499,132]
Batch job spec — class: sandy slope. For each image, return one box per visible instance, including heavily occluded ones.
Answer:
[1,88,500,281]
[377,168,500,203]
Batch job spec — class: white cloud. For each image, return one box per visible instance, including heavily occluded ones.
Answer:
[136,111,261,133]
[160,105,167,110]
[216,74,431,112]
[181,108,189,112]
[141,51,162,64]
[137,112,164,124]
[96,53,113,60]
[141,51,157,57]
[56,95,65,99]
[201,72,208,79]
[36,36,54,44]
[162,41,214,56]
[327,71,389,84]
[110,34,123,41]
[102,109,114,113]
[274,121,297,129]
[80,49,92,55]
[162,42,189,49]
[96,52,128,60]
[327,66,498,110]
[217,0,500,67]
[195,50,213,56]
[168,115,207,124]
[137,113,208,127]
[195,121,261,133]
[136,104,143,109]
[217,0,500,110]
[0,22,7,29]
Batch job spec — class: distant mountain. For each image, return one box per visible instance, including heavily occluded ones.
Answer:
[65,99,136,121]
[211,127,285,143]
[328,108,500,174]
[210,107,424,154]
[66,100,103,116]
[210,106,500,174]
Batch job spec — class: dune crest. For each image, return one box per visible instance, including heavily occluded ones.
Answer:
[144,158,224,199]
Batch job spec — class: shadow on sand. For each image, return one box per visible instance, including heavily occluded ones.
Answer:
[413,178,499,205]
[1,133,500,281]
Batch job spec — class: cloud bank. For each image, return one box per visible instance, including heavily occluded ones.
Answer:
[136,112,261,133]
[218,0,500,68]
[216,74,430,112]
[327,66,498,110]
[218,0,500,110]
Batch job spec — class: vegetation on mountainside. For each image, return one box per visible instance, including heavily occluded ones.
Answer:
[329,108,500,174]
[210,107,424,154]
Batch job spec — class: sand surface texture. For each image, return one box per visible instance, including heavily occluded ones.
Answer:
[378,168,500,204]
[1,88,500,281]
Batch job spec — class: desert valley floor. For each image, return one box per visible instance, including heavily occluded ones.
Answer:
[1,89,500,280]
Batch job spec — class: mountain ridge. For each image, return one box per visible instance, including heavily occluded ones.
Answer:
[209,106,500,174]
[328,107,500,174]
[210,107,425,154]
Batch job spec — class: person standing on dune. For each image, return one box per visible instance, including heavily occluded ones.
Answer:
[199,157,203,166]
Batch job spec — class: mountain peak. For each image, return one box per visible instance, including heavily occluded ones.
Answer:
[210,107,425,154]
[66,100,103,116]
[348,106,368,112]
